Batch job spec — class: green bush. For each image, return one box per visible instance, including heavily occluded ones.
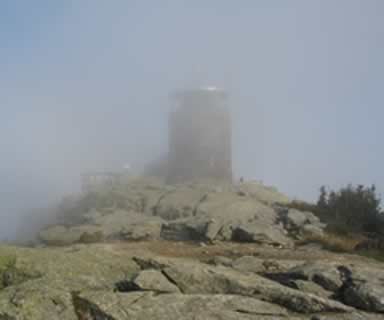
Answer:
[316,184,384,234]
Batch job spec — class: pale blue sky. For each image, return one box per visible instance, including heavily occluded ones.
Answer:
[1,1,384,238]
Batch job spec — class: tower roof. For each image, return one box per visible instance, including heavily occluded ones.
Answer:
[170,87,228,101]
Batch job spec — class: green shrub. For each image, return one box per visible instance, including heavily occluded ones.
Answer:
[316,184,384,234]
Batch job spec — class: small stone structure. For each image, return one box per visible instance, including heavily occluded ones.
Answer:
[167,87,232,183]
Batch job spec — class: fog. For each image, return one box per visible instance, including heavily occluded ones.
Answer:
[1,0,384,240]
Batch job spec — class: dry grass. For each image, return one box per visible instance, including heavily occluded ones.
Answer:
[103,239,372,264]
[358,250,384,262]
[299,232,366,253]
[307,233,384,262]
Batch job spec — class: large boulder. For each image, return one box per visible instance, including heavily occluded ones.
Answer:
[276,207,326,238]
[196,192,278,225]
[340,265,384,313]
[154,187,208,220]
[343,282,384,313]
[301,224,325,238]
[120,220,163,241]
[160,218,208,241]
[192,192,288,245]
[39,225,104,246]
[158,191,292,247]
[280,262,344,292]
[232,223,293,248]
[161,215,293,247]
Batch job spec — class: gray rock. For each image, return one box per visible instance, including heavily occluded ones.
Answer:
[41,179,328,247]
[232,256,304,274]
[40,210,166,245]
[120,220,163,241]
[137,257,353,314]
[293,280,334,299]
[283,263,344,292]
[302,224,324,238]
[285,209,310,229]
[160,218,207,241]
[159,191,280,243]
[74,291,291,320]
[0,244,140,320]
[196,192,278,227]
[154,187,208,220]
[162,212,294,247]
[343,282,384,313]
[207,256,233,267]
[339,265,384,313]
[132,269,180,293]
[276,207,326,238]
[86,209,163,236]
[261,261,384,314]
[311,312,384,320]
[39,225,104,246]
[232,256,267,273]
[204,218,223,241]
[232,224,294,248]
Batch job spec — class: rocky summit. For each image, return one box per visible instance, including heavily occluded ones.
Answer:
[38,178,321,247]
[1,178,384,319]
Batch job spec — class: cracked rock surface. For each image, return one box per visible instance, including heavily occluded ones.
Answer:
[38,179,316,247]
[0,242,383,319]
[3,179,383,319]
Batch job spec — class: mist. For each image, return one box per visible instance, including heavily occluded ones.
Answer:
[1,0,384,240]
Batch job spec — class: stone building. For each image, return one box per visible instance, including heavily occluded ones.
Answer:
[167,87,232,183]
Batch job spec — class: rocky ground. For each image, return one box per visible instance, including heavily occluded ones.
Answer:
[0,241,383,319]
[1,178,383,319]
[38,178,324,248]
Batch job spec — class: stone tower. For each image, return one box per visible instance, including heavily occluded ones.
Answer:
[167,87,232,183]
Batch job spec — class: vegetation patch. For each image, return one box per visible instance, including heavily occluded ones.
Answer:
[0,255,42,289]
[298,232,364,253]
[283,184,384,262]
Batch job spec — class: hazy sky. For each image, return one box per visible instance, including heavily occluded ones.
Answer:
[1,1,384,238]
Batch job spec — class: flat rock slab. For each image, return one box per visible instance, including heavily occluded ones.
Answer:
[132,269,180,293]
[74,291,291,320]
[135,256,353,314]
[2,243,384,319]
